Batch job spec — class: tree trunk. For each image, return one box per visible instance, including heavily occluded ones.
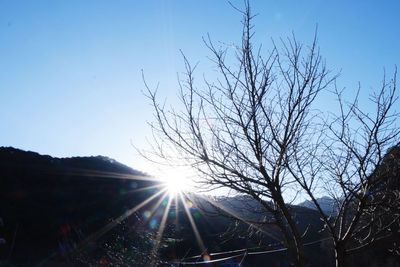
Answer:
[288,238,307,267]
[275,215,307,267]
[335,246,346,267]
[287,221,307,267]
[275,197,308,267]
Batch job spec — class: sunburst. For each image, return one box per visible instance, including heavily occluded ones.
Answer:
[41,168,213,265]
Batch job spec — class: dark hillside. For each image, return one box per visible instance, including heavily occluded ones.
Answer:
[8,147,399,266]
[0,147,158,265]
[0,147,330,266]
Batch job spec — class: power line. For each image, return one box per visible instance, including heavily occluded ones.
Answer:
[172,237,332,265]
[182,245,260,261]
[177,252,246,265]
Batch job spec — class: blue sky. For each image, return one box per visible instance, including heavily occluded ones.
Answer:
[1,0,399,174]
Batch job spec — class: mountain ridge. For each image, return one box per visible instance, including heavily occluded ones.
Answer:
[0,146,330,266]
[0,146,145,176]
[3,146,397,266]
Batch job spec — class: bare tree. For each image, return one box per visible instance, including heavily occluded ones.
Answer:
[143,2,335,266]
[144,2,400,266]
[289,70,400,266]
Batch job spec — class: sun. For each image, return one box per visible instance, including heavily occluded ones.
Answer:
[159,166,192,198]
[165,176,183,197]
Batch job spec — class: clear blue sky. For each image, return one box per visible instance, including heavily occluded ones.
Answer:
[1,0,399,173]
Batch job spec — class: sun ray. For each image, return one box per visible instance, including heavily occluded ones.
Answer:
[140,190,170,226]
[130,183,165,192]
[195,194,282,242]
[73,188,167,252]
[150,195,173,266]
[54,168,161,182]
[178,192,206,252]
[174,193,179,227]
[183,192,208,218]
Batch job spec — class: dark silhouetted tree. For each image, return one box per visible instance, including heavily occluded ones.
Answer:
[144,2,399,267]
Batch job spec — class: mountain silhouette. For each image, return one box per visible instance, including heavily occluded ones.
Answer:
[0,147,159,265]
[0,146,398,266]
[0,147,330,266]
